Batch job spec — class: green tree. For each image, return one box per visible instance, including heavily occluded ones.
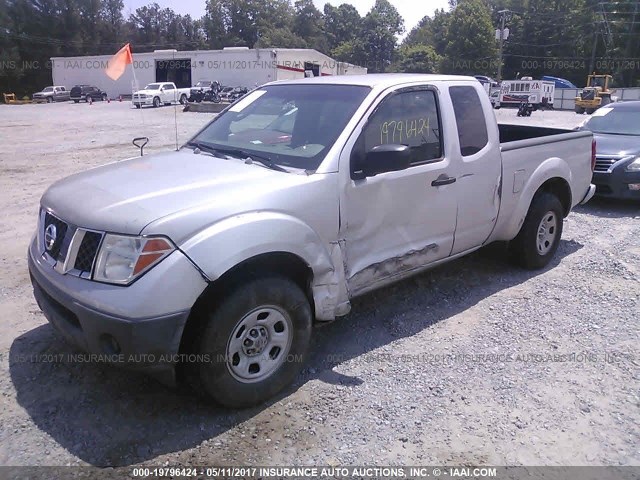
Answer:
[392,44,441,73]
[404,15,432,47]
[331,38,367,67]
[323,3,362,53]
[360,0,404,72]
[443,0,496,75]
[292,0,326,51]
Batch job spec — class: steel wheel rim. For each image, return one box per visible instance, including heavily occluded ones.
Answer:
[226,305,293,383]
[537,211,558,255]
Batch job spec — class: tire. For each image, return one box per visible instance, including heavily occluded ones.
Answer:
[586,108,596,115]
[192,276,312,408]
[575,106,585,114]
[179,94,187,105]
[102,93,107,101]
[135,104,141,109]
[153,96,160,108]
[509,192,564,270]
[212,94,221,104]
[46,97,52,103]
[73,100,79,103]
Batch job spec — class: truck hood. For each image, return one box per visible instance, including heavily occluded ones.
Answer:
[593,133,640,157]
[41,149,306,236]
[134,89,161,95]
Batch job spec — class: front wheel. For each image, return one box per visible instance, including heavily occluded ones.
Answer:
[73,100,79,103]
[153,96,160,108]
[135,104,141,109]
[46,97,52,103]
[192,276,312,408]
[509,192,564,270]
[212,94,221,103]
[575,106,585,114]
[586,108,596,115]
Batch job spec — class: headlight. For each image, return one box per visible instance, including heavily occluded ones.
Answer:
[93,234,175,285]
[626,157,640,172]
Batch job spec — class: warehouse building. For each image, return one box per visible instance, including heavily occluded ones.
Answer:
[50,47,367,97]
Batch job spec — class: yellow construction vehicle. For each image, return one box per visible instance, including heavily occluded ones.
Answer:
[575,74,614,114]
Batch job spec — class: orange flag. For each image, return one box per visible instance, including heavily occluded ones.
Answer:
[105,43,133,80]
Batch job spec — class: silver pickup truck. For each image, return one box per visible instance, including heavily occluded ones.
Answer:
[29,74,596,407]
[32,86,70,103]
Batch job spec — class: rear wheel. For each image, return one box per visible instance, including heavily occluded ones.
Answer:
[73,100,79,104]
[179,94,187,104]
[135,104,141,109]
[586,108,596,115]
[575,106,585,114]
[509,192,564,270]
[191,276,312,408]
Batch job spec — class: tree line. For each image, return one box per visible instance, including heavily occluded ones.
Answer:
[1,0,639,96]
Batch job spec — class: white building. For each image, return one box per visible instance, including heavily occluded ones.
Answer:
[51,47,367,97]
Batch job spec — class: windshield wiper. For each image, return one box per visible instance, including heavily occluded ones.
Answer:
[209,147,290,173]
[186,141,231,158]
[187,142,289,173]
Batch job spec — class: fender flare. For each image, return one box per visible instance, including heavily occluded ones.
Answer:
[500,157,572,241]
[179,211,348,320]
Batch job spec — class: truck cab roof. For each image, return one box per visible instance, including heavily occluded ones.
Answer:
[266,73,477,89]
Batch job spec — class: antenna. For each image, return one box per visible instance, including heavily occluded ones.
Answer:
[173,50,179,151]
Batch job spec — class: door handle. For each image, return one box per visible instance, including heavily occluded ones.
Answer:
[431,175,457,187]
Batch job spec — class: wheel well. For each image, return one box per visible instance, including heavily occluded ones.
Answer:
[178,252,314,358]
[537,177,571,216]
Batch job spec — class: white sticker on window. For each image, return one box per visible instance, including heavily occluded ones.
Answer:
[229,90,267,112]
[591,108,612,117]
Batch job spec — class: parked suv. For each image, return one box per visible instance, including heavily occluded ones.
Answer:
[70,85,108,103]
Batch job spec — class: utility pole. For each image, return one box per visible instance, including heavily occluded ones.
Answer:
[496,9,510,82]
[589,23,599,74]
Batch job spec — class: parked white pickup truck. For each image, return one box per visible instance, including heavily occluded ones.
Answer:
[132,82,190,108]
[29,74,595,407]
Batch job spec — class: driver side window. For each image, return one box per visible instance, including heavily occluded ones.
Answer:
[356,89,443,167]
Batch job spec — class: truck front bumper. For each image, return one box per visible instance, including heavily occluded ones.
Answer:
[132,98,154,107]
[28,237,208,386]
[593,169,640,201]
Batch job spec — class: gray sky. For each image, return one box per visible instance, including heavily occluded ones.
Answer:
[122,0,451,38]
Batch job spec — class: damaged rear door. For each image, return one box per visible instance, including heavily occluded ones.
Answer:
[341,86,458,296]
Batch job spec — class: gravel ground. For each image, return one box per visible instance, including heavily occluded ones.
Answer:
[0,102,638,468]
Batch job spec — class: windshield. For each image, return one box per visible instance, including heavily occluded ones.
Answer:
[189,84,370,171]
[144,84,161,90]
[583,109,640,136]
[42,87,54,92]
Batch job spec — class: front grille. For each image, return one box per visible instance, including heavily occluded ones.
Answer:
[74,231,102,272]
[594,157,617,172]
[43,212,68,260]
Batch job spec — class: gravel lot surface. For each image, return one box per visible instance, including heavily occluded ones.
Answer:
[0,102,638,468]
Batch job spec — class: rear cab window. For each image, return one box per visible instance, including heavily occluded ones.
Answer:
[355,88,443,167]
[449,85,488,156]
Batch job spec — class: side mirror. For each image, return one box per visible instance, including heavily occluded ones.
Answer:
[358,144,411,178]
